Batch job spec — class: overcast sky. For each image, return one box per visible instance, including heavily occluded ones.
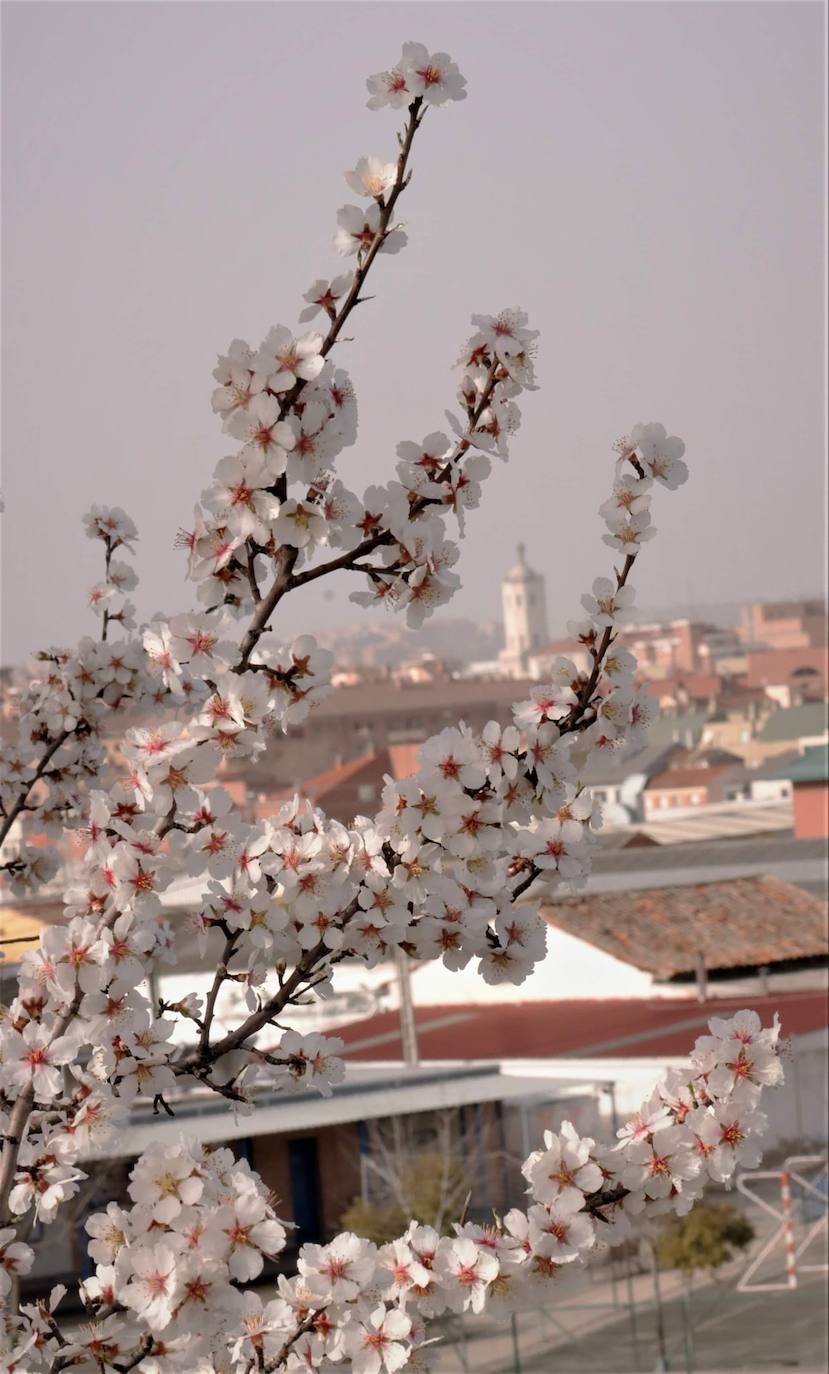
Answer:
[2,1,826,664]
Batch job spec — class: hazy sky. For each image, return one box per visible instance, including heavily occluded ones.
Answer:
[2,1,826,664]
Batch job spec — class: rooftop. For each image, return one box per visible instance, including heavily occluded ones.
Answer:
[757,701,829,743]
[543,874,828,979]
[336,989,827,1062]
[769,744,829,786]
[587,832,827,899]
[308,676,536,720]
[645,764,731,791]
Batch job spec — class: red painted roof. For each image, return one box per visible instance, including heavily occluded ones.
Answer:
[645,765,729,791]
[645,674,722,701]
[336,990,827,1062]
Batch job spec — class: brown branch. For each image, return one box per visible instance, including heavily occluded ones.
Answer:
[233,99,426,674]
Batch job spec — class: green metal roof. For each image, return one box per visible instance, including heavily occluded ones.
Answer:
[769,744,829,785]
[758,702,828,743]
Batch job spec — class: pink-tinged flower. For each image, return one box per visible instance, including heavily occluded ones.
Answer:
[3,1022,77,1100]
[366,62,411,111]
[346,1305,411,1374]
[121,1243,179,1329]
[298,1232,378,1302]
[0,1228,34,1296]
[128,1141,204,1223]
[524,1122,603,1206]
[401,42,467,105]
[253,325,325,392]
[437,1237,499,1313]
[629,421,688,489]
[345,156,397,199]
[299,272,354,323]
[334,203,406,257]
[202,1187,286,1281]
[621,1124,702,1200]
[226,392,296,468]
[528,1195,596,1263]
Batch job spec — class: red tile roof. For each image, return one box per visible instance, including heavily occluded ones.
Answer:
[336,990,827,1062]
[645,765,729,791]
[543,875,828,978]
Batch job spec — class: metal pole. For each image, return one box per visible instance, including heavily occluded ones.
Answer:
[626,1248,643,1373]
[646,1238,670,1371]
[780,1171,798,1288]
[510,1312,523,1373]
[681,1283,694,1373]
[396,948,419,1067]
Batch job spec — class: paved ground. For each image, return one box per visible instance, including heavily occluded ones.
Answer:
[431,1265,828,1373]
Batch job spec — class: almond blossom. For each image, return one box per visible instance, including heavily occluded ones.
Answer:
[0,40,783,1374]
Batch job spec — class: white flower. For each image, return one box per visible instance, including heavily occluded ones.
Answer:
[524,1122,603,1206]
[418,725,487,790]
[204,453,281,542]
[602,507,658,555]
[621,1124,701,1200]
[128,1141,204,1223]
[121,1243,179,1329]
[299,1232,377,1302]
[3,1022,77,1101]
[629,421,689,489]
[468,307,538,365]
[273,498,328,549]
[253,325,325,392]
[437,1237,498,1313]
[581,577,636,628]
[202,1186,286,1281]
[366,61,411,110]
[346,1304,411,1374]
[335,203,406,257]
[299,272,353,323]
[225,392,295,466]
[528,1195,595,1263]
[401,42,467,105]
[345,155,397,199]
[0,1228,34,1296]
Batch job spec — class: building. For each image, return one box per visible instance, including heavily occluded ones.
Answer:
[770,745,829,840]
[334,990,828,1150]
[742,645,829,705]
[754,701,829,763]
[527,636,594,682]
[229,676,535,792]
[543,874,828,997]
[644,673,723,713]
[258,745,420,825]
[580,741,687,823]
[624,620,740,679]
[498,544,549,677]
[642,762,734,814]
[739,599,828,651]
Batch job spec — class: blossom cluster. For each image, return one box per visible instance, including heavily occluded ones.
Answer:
[0,39,779,1374]
[1,1011,782,1371]
[0,506,152,896]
